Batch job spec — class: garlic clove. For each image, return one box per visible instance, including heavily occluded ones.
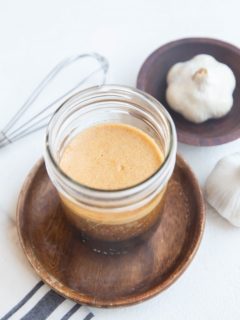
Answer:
[205,153,240,227]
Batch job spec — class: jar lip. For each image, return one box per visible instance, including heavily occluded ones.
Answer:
[45,84,177,195]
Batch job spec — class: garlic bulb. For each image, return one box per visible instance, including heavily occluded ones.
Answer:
[205,153,240,226]
[166,54,236,123]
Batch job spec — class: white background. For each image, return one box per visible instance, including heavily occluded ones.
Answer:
[0,0,240,319]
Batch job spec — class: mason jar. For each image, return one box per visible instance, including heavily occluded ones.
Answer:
[44,85,177,254]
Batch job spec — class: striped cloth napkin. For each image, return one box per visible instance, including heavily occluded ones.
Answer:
[0,200,95,320]
[1,281,94,320]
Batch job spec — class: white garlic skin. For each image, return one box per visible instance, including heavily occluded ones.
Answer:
[166,54,236,123]
[205,153,240,227]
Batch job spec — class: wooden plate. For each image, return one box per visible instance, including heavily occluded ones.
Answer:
[137,38,240,146]
[17,156,205,307]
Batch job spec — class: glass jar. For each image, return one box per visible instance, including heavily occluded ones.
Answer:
[45,85,177,254]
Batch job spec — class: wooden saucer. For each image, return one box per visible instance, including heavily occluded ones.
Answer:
[17,155,205,307]
[137,38,240,146]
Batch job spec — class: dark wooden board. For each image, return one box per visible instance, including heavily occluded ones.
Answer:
[137,38,240,146]
[17,156,205,307]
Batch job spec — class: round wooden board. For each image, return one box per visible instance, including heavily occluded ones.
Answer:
[17,155,205,307]
[137,38,240,146]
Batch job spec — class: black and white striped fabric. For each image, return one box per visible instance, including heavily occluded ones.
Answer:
[0,214,95,320]
[1,281,94,320]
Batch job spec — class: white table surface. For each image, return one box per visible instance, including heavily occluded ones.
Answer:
[0,0,240,319]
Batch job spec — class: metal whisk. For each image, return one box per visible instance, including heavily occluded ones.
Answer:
[0,52,109,148]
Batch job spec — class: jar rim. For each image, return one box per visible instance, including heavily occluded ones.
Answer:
[45,84,177,196]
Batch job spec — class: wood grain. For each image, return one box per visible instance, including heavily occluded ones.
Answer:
[17,156,205,307]
[137,38,240,146]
